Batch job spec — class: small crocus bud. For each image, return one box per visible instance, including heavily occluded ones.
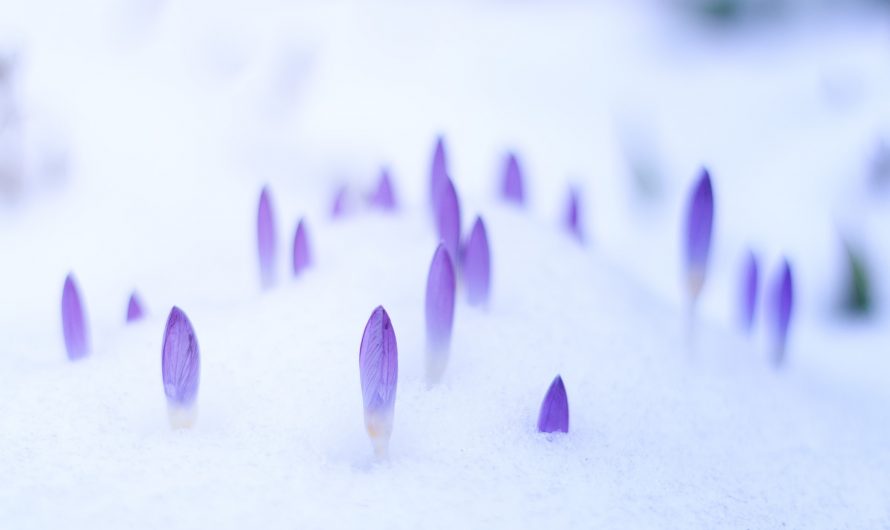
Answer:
[257,186,277,289]
[564,186,583,242]
[434,177,461,265]
[684,168,714,305]
[740,250,758,333]
[425,244,456,385]
[462,216,490,307]
[771,259,794,366]
[537,375,569,433]
[162,306,200,428]
[126,291,146,323]
[61,273,90,360]
[331,185,348,218]
[292,218,312,276]
[429,136,448,207]
[501,152,525,204]
[370,168,397,210]
[359,306,398,457]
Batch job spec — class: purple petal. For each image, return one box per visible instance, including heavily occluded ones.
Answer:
[740,250,758,333]
[565,187,583,242]
[501,152,525,204]
[771,259,794,366]
[162,306,200,414]
[429,136,448,207]
[370,168,397,210]
[126,291,146,323]
[292,218,312,276]
[331,186,348,218]
[359,305,398,456]
[61,273,90,360]
[684,168,714,302]
[462,216,491,307]
[257,186,277,289]
[425,244,456,384]
[537,375,569,433]
[433,177,461,265]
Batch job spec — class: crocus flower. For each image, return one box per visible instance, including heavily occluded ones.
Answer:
[359,305,398,457]
[462,216,490,307]
[565,186,583,242]
[537,375,569,433]
[162,306,200,428]
[126,291,146,323]
[292,218,311,276]
[331,185,348,218]
[740,250,758,332]
[434,177,461,266]
[429,136,448,207]
[684,168,714,304]
[257,186,277,289]
[425,244,456,385]
[501,152,525,204]
[61,273,90,360]
[770,259,794,366]
[370,167,397,210]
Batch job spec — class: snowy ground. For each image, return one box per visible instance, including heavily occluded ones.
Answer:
[1,1,889,528]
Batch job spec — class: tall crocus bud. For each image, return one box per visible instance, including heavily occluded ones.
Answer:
[684,168,714,305]
[537,375,569,433]
[462,216,490,307]
[292,218,311,276]
[501,152,525,204]
[434,177,461,265]
[740,250,758,332]
[425,244,456,385]
[331,186,348,218]
[771,259,794,366]
[126,291,146,323]
[430,136,448,207]
[257,186,277,289]
[61,273,90,360]
[370,168,396,210]
[359,306,398,457]
[564,186,583,242]
[162,306,200,428]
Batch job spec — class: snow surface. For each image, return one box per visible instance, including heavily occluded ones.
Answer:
[1,0,889,528]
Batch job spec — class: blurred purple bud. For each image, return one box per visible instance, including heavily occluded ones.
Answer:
[292,218,312,276]
[430,136,448,207]
[462,216,490,307]
[434,177,461,265]
[425,244,456,384]
[162,306,200,427]
[331,185,348,218]
[684,168,714,302]
[370,168,397,210]
[740,251,758,333]
[126,291,146,323]
[257,186,277,289]
[537,375,569,433]
[565,187,583,242]
[771,259,794,366]
[501,152,525,204]
[61,273,90,360]
[359,305,398,456]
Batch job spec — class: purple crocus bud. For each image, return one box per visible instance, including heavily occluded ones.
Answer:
[61,273,90,360]
[684,168,714,304]
[331,185,348,218]
[425,243,456,385]
[740,250,758,333]
[537,375,569,433]
[771,259,794,366]
[501,152,525,204]
[292,218,311,276]
[257,186,277,289]
[462,216,490,307]
[370,167,396,210]
[430,136,448,207]
[565,187,583,242]
[126,291,146,323]
[359,305,398,457]
[434,177,461,266]
[162,306,200,428]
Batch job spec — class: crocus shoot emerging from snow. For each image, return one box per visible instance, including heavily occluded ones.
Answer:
[292,218,311,276]
[501,152,525,204]
[740,250,758,333]
[162,306,201,428]
[369,167,396,210]
[331,185,348,219]
[462,216,491,307]
[359,306,398,457]
[257,186,277,289]
[425,243,456,385]
[684,168,714,306]
[61,273,90,360]
[771,259,794,367]
[126,291,146,323]
[538,375,569,433]
[434,177,462,267]
[565,186,583,242]
[429,136,448,207]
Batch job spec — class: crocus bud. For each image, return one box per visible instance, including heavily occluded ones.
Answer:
[433,177,461,266]
[370,168,396,210]
[126,291,146,323]
[462,216,490,307]
[257,186,277,289]
[771,259,794,366]
[61,273,90,360]
[684,168,714,304]
[162,306,200,428]
[537,375,569,433]
[331,185,348,218]
[501,152,525,204]
[425,244,456,385]
[840,239,872,315]
[565,187,583,242]
[429,136,448,207]
[292,218,312,276]
[740,250,758,332]
[359,306,398,457]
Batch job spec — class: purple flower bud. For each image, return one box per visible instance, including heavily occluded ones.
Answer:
[359,306,398,456]
[433,177,461,266]
[126,291,146,323]
[425,244,456,385]
[162,306,200,428]
[369,168,396,210]
[430,136,448,207]
[771,259,794,366]
[292,218,312,276]
[565,187,583,242]
[462,216,490,307]
[537,375,569,433]
[331,185,348,218]
[257,186,277,289]
[501,152,525,204]
[684,168,714,303]
[740,250,758,333]
[61,273,90,360]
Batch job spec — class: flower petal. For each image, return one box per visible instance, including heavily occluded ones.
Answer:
[161,306,201,410]
[359,306,398,456]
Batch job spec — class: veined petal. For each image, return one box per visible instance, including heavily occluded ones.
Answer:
[162,306,200,426]
[359,306,398,456]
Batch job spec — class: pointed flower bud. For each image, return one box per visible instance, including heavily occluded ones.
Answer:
[425,244,456,385]
[61,273,90,360]
[434,177,461,266]
[740,250,758,332]
[429,136,448,207]
[684,168,714,303]
[257,186,277,289]
[292,218,312,276]
[331,185,348,218]
[501,152,525,204]
[462,216,490,307]
[370,168,396,210]
[537,375,569,433]
[162,306,201,428]
[770,259,794,366]
[126,291,146,323]
[359,306,398,457]
[565,186,583,242]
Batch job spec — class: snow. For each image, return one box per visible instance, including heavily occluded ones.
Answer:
[1,0,889,528]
